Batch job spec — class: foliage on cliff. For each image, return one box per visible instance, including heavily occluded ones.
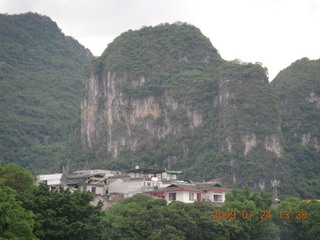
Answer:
[78,23,282,195]
[272,58,320,139]
[1,13,318,200]
[90,22,223,104]
[271,58,320,199]
[79,24,320,199]
[0,13,92,173]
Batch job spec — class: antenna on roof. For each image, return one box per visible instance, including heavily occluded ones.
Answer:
[271,179,280,202]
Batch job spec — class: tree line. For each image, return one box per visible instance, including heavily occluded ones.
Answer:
[0,163,319,240]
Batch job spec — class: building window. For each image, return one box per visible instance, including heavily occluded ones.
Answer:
[197,193,201,201]
[189,193,194,201]
[169,192,176,201]
[92,187,96,194]
[83,186,87,191]
[214,194,223,202]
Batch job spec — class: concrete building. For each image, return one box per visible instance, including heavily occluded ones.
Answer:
[62,173,107,195]
[107,166,182,198]
[35,173,63,191]
[73,169,121,176]
[36,167,230,207]
[146,182,230,205]
[36,169,115,194]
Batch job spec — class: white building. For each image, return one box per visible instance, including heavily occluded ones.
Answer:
[108,167,182,198]
[146,183,230,205]
[35,173,63,191]
[35,170,110,194]
[36,167,230,207]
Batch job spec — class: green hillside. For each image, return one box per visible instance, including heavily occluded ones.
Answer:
[0,13,92,173]
[1,14,318,199]
[271,58,320,199]
[77,23,282,194]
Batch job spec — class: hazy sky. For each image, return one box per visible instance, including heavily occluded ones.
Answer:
[1,0,319,80]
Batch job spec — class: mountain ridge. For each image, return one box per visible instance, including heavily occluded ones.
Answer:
[79,23,283,194]
[0,12,92,173]
[0,14,318,198]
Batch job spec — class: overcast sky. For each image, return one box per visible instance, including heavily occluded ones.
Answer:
[1,0,319,80]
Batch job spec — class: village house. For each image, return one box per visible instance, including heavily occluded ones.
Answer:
[145,182,231,205]
[35,169,121,194]
[36,167,230,207]
[63,173,107,194]
[35,173,63,191]
[107,166,182,199]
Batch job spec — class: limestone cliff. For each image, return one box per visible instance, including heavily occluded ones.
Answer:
[215,62,282,189]
[80,23,282,191]
[271,58,320,198]
[272,58,320,152]
[81,71,203,157]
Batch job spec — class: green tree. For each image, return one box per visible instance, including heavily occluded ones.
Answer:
[223,186,280,240]
[276,198,320,240]
[0,180,37,240]
[0,163,34,193]
[301,200,320,240]
[102,194,246,240]
[22,184,104,240]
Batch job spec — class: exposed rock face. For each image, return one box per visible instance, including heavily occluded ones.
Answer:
[82,65,282,160]
[81,71,203,157]
[80,23,283,191]
[264,135,282,157]
[216,63,282,188]
[272,58,320,152]
[271,58,320,198]
[218,65,282,156]
[306,92,320,109]
[242,134,257,156]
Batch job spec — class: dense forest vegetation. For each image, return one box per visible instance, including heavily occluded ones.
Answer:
[0,13,319,201]
[0,13,92,174]
[1,163,319,240]
[77,22,319,199]
[78,23,281,191]
[271,58,320,199]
